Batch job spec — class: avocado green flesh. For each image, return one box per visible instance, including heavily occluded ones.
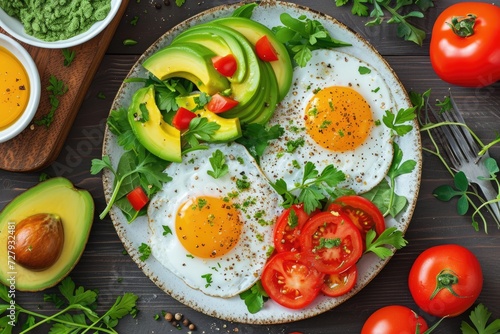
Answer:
[0,177,94,292]
[214,16,293,101]
[173,30,247,83]
[128,86,182,163]
[221,61,278,125]
[142,43,230,95]
[176,94,242,142]
[174,23,261,111]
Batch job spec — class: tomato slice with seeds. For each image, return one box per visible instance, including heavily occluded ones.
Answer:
[330,195,385,238]
[300,211,363,274]
[321,264,358,297]
[261,251,324,309]
[273,204,315,253]
[206,93,239,113]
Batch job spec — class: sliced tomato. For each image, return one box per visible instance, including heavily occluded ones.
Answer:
[172,107,196,130]
[299,211,363,274]
[274,204,314,253]
[255,35,279,62]
[261,251,324,309]
[212,54,238,77]
[321,264,358,297]
[206,93,239,113]
[330,195,385,238]
[126,186,149,211]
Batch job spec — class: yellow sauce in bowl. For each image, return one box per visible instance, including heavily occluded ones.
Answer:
[0,46,30,130]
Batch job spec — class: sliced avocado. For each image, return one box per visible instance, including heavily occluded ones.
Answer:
[0,177,94,291]
[176,94,242,142]
[142,43,230,95]
[221,60,279,125]
[173,30,247,83]
[214,17,293,101]
[128,86,182,162]
[174,23,262,112]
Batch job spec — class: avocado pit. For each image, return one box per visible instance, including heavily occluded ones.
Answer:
[14,213,64,271]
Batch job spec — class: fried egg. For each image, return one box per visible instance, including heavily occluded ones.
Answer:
[148,143,282,298]
[260,49,395,194]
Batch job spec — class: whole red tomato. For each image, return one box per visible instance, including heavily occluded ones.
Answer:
[408,244,483,317]
[430,2,500,87]
[361,305,428,334]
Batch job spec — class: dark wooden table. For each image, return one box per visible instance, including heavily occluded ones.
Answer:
[2,0,500,333]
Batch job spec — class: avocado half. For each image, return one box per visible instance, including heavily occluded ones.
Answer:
[0,177,94,291]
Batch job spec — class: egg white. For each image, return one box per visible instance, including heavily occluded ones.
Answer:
[148,143,282,298]
[260,49,395,194]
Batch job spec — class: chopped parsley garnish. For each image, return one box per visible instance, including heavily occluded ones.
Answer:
[201,273,213,288]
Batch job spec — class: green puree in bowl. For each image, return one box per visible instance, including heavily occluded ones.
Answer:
[0,0,111,41]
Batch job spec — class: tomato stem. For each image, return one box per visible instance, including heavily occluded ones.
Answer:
[447,14,477,37]
[430,269,461,299]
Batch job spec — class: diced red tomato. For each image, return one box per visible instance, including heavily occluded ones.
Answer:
[212,54,238,77]
[273,204,314,253]
[172,107,196,130]
[126,186,149,211]
[261,251,324,309]
[206,93,239,113]
[255,35,279,61]
[321,264,358,297]
[299,211,363,274]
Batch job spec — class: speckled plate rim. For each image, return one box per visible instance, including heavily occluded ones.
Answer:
[102,1,422,325]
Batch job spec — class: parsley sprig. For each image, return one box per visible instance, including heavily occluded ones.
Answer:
[461,303,500,334]
[207,149,229,179]
[335,0,435,46]
[34,75,68,128]
[0,277,138,333]
[270,161,346,214]
[364,227,407,259]
[273,13,351,67]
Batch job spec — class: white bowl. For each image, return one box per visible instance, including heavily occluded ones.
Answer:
[0,0,122,49]
[0,34,41,143]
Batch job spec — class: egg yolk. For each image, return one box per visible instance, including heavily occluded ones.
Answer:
[304,86,373,152]
[0,46,30,130]
[175,196,242,259]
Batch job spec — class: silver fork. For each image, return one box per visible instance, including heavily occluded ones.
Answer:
[427,92,500,224]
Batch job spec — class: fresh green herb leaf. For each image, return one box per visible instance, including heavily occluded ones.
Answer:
[175,0,185,7]
[273,12,350,67]
[236,123,284,163]
[201,273,213,288]
[336,0,433,45]
[138,243,151,261]
[383,106,417,137]
[97,92,106,99]
[162,225,172,236]
[461,303,500,334]
[123,39,138,46]
[271,162,346,214]
[288,209,299,228]
[62,48,76,66]
[232,2,258,18]
[364,227,407,259]
[34,75,68,127]
[239,281,269,314]
[207,149,229,179]
[130,16,139,25]
[358,66,371,74]
[183,117,221,149]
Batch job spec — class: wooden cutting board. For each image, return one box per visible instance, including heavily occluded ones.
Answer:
[0,0,129,172]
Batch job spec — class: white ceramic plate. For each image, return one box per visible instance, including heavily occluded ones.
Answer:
[0,0,121,49]
[103,1,422,324]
